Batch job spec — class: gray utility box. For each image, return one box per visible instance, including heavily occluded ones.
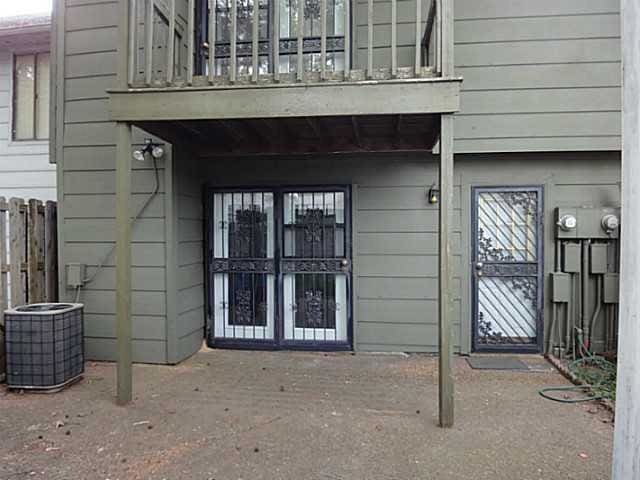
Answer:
[563,243,582,273]
[603,274,619,304]
[590,243,609,274]
[551,272,571,303]
[4,303,84,391]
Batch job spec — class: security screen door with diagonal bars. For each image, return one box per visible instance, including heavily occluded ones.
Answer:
[208,188,351,348]
[472,187,543,352]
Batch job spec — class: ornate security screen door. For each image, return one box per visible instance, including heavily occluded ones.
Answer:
[282,190,349,344]
[472,187,543,352]
[211,191,276,341]
[208,188,351,347]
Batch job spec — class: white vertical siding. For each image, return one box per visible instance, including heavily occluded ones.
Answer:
[0,50,56,201]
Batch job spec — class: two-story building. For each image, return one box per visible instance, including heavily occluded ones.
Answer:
[0,14,55,201]
[51,0,621,364]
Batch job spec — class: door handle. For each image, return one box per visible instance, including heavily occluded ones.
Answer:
[475,262,483,277]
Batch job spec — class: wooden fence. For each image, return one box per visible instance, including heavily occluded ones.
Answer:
[0,197,58,380]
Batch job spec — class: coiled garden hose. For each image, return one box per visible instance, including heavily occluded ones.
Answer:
[539,354,616,404]
[539,385,604,403]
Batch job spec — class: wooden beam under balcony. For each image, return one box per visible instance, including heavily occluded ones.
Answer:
[109,77,461,122]
[136,113,441,156]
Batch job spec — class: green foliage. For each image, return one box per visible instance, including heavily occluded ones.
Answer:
[569,355,617,401]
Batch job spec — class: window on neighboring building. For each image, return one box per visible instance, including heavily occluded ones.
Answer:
[13,52,50,141]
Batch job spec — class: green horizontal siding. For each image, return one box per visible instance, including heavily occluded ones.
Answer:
[454,0,621,152]
[60,0,171,363]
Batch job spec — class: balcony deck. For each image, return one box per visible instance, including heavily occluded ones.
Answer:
[110,71,460,124]
[109,0,459,154]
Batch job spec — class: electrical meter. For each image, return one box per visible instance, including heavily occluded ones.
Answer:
[557,214,577,232]
[601,214,619,234]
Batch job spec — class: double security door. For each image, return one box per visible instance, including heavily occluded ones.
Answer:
[207,187,351,348]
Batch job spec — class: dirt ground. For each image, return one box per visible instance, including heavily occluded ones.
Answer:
[0,348,613,480]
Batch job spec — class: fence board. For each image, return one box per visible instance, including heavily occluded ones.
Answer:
[0,197,7,381]
[28,199,45,303]
[0,197,7,312]
[1,197,58,307]
[1,197,57,379]
[9,198,26,307]
[45,201,58,302]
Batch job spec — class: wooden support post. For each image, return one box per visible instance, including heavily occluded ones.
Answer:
[438,113,454,428]
[437,0,454,430]
[613,1,640,477]
[116,0,133,406]
[115,122,133,405]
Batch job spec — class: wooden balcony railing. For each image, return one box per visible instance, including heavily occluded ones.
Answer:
[124,0,445,88]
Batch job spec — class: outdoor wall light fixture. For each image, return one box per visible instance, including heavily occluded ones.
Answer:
[132,139,165,162]
[428,183,439,204]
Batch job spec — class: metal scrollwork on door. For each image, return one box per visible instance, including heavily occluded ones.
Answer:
[510,277,538,309]
[304,0,321,20]
[233,289,253,325]
[301,209,325,244]
[477,312,508,345]
[502,191,538,220]
[212,259,274,273]
[481,263,537,276]
[478,227,515,262]
[230,208,267,258]
[303,290,324,327]
[281,259,345,273]
[299,290,337,328]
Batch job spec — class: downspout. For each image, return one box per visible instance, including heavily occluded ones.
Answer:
[580,240,590,351]
[564,242,573,356]
[547,238,562,354]
[589,274,603,350]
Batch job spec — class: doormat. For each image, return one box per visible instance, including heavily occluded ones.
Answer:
[466,356,530,371]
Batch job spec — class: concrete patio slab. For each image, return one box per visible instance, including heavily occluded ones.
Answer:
[0,349,613,480]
